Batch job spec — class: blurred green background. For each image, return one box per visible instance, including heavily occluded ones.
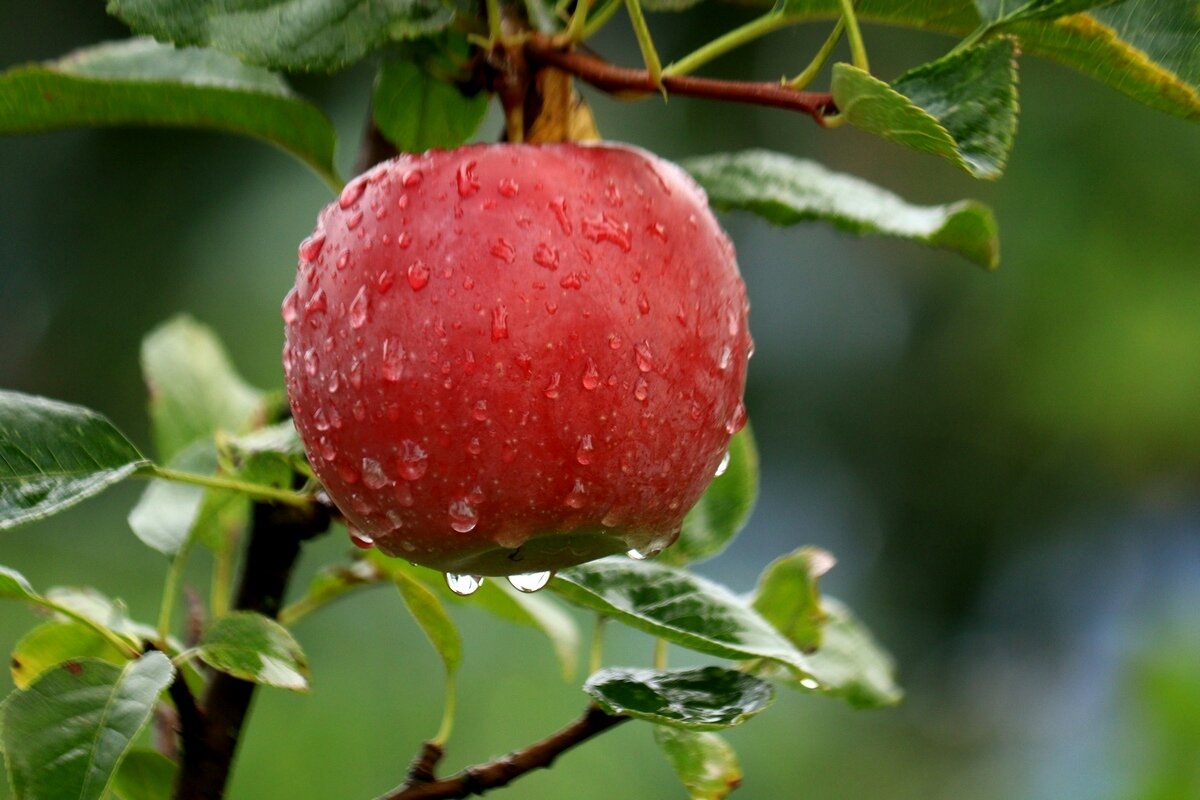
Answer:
[3,2,1199,798]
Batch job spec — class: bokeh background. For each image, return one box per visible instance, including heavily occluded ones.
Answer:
[3,2,1199,798]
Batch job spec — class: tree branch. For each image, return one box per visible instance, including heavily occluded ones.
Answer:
[171,500,331,800]
[379,706,629,800]
[524,35,837,123]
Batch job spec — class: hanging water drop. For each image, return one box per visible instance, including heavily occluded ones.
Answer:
[446,573,483,596]
[348,527,375,549]
[507,571,552,593]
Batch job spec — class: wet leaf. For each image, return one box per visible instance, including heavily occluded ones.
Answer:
[751,547,837,653]
[654,727,743,800]
[585,666,774,730]
[196,611,310,691]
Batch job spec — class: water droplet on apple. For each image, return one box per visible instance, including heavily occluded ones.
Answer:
[299,232,326,262]
[467,437,482,455]
[715,450,731,477]
[544,372,561,399]
[507,571,552,593]
[377,270,395,294]
[725,401,747,434]
[718,345,732,370]
[407,260,430,291]
[336,251,351,271]
[799,677,820,690]
[448,498,479,532]
[634,378,649,402]
[490,238,516,263]
[491,306,509,341]
[446,573,483,596]
[549,197,572,235]
[304,288,327,317]
[472,399,488,421]
[626,548,648,560]
[637,292,650,315]
[582,359,600,390]
[608,333,623,350]
[402,169,423,188]
[282,290,299,324]
[349,287,369,329]
[634,341,653,373]
[533,243,559,271]
[362,458,389,489]
[576,434,595,465]
[456,161,480,197]
[346,210,364,230]
[397,440,428,480]
[381,339,405,382]
[339,178,367,209]
[581,212,632,252]
[564,478,587,509]
[498,177,519,198]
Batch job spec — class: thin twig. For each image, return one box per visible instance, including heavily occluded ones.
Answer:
[380,706,629,800]
[524,36,837,123]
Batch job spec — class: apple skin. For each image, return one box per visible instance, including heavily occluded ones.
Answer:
[283,142,749,577]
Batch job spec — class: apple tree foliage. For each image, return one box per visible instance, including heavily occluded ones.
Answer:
[0,0,1196,797]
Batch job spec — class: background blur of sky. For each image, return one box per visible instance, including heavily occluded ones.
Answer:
[2,2,1199,798]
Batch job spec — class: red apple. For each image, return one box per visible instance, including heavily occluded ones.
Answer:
[282,143,750,584]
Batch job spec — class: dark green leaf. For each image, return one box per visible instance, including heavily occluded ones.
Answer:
[685,151,1000,268]
[654,727,742,800]
[661,427,759,566]
[585,666,773,729]
[0,390,147,531]
[127,441,218,557]
[372,44,489,153]
[108,750,178,800]
[392,569,462,676]
[142,316,267,461]
[0,652,174,800]
[0,39,339,187]
[197,611,310,691]
[831,38,1020,179]
[10,620,130,689]
[751,547,836,654]
[553,558,811,672]
[107,0,454,73]
[752,597,903,708]
[0,565,37,601]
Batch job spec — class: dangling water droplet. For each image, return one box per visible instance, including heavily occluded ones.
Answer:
[472,399,488,421]
[715,450,731,477]
[348,527,375,549]
[491,306,509,341]
[397,439,428,480]
[799,677,820,690]
[362,458,390,489]
[725,401,747,434]
[564,478,587,509]
[507,571,552,593]
[576,434,595,465]
[304,288,327,317]
[456,161,480,198]
[634,378,649,402]
[543,372,562,399]
[349,287,369,329]
[448,498,479,532]
[407,260,430,291]
[339,177,367,209]
[634,341,653,373]
[446,573,483,596]
[381,338,405,382]
[582,359,600,390]
[299,232,326,262]
[525,243,556,274]
[627,547,662,561]
[490,238,516,263]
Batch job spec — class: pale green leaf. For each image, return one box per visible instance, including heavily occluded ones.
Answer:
[751,547,837,653]
[108,750,178,800]
[127,441,218,557]
[392,569,462,676]
[197,611,310,691]
[654,727,743,800]
[10,620,130,689]
[685,151,999,268]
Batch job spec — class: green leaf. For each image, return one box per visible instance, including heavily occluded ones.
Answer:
[369,552,580,680]
[752,598,903,709]
[0,652,174,800]
[661,427,759,566]
[751,0,1200,120]
[584,666,773,730]
[0,565,37,601]
[975,0,1116,25]
[196,611,310,691]
[0,390,148,531]
[372,41,489,153]
[108,750,178,800]
[831,38,1020,179]
[653,727,743,800]
[45,587,159,645]
[127,441,218,557]
[107,0,454,73]
[224,421,304,460]
[391,569,462,677]
[552,558,811,673]
[0,39,339,188]
[684,151,1000,268]
[141,316,267,462]
[751,547,837,654]
[10,620,130,689]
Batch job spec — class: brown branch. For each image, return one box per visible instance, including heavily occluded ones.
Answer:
[380,706,629,800]
[171,500,331,800]
[524,36,837,123]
